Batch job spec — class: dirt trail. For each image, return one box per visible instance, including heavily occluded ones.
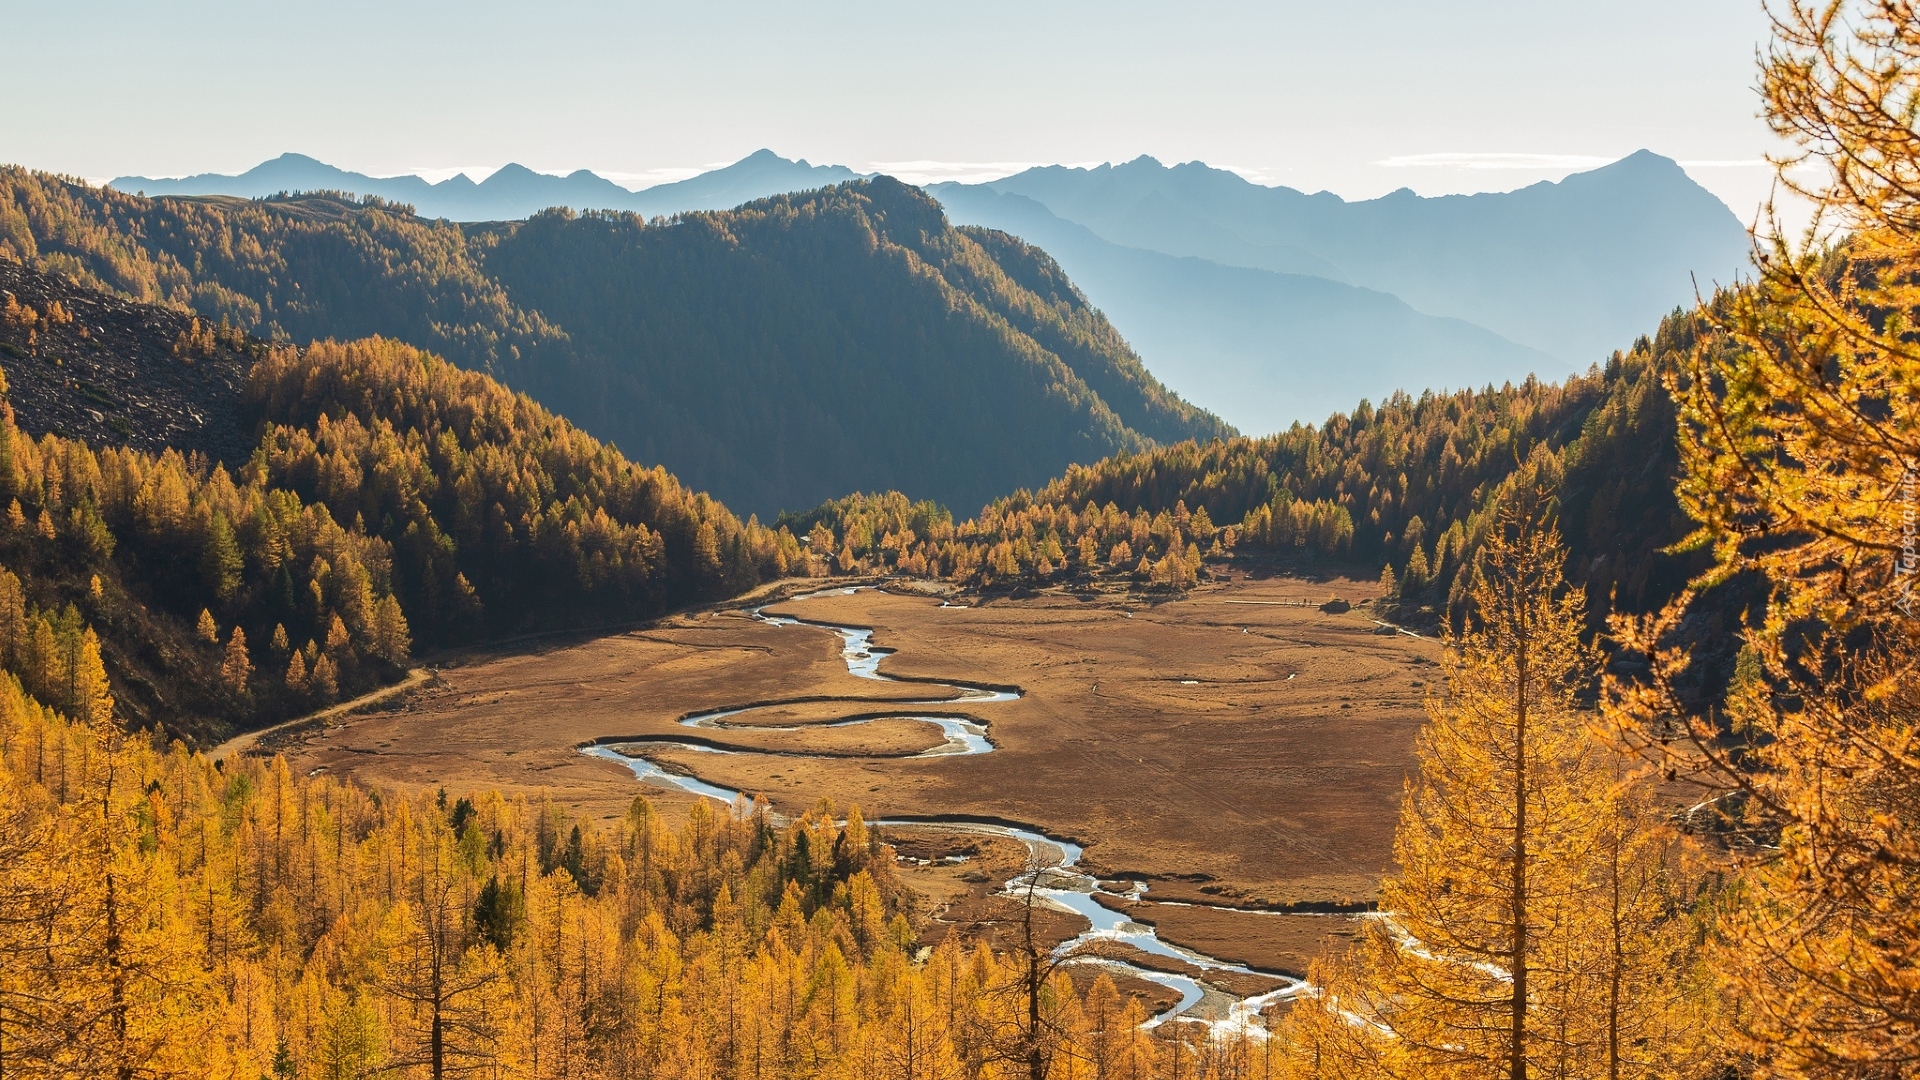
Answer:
[210,667,432,763]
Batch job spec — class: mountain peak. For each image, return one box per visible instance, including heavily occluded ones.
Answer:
[1618,148,1675,168]
[1594,149,1684,178]
[1558,150,1703,196]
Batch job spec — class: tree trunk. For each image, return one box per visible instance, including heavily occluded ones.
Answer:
[1608,827,1624,1080]
[1510,602,1529,1080]
[1027,910,1044,1080]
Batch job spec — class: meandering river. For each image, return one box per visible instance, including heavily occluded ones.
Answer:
[582,588,1310,1033]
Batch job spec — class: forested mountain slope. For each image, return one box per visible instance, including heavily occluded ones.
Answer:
[475,181,1228,513]
[0,263,810,743]
[0,167,1226,515]
[794,303,1721,643]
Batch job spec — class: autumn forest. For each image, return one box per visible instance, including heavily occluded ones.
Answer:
[2,2,1918,1078]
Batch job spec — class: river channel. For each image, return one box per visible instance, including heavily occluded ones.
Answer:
[582,588,1310,1034]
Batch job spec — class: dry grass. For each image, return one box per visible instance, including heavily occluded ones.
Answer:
[279,569,1438,910]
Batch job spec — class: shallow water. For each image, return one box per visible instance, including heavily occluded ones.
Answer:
[618,589,1017,759]
[875,817,1310,1033]
[582,744,746,803]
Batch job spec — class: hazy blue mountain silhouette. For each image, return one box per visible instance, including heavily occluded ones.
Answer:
[111,148,1751,436]
[964,151,1751,366]
[111,150,862,221]
[932,185,1552,433]
[114,153,435,203]
[637,151,865,214]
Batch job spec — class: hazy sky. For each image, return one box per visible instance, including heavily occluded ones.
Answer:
[7,0,1789,221]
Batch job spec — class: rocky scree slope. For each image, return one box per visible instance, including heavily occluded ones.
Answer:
[0,258,256,463]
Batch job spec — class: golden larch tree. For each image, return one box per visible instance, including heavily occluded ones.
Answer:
[1608,1,1920,1073]
[220,627,251,696]
[1283,489,1709,1080]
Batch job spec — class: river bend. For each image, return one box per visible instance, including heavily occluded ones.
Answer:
[583,587,1308,1033]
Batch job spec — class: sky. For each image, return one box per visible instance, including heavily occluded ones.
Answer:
[6,0,1793,223]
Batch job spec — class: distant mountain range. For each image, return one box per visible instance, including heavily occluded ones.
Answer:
[967,153,1750,360]
[107,149,1750,435]
[928,184,1553,430]
[111,149,862,222]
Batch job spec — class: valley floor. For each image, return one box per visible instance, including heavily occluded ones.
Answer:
[272,570,1433,982]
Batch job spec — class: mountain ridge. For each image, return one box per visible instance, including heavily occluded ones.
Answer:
[92,148,1745,442]
[469,178,1231,513]
[969,150,1751,364]
[930,183,1554,433]
[111,149,865,222]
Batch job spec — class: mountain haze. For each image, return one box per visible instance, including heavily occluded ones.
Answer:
[969,152,1750,366]
[2,167,1226,515]
[932,184,1552,432]
[111,149,863,222]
